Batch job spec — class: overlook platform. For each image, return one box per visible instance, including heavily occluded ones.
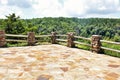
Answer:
[0,44,120,80]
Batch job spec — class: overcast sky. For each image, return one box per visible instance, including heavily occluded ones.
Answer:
[0,0,120,19]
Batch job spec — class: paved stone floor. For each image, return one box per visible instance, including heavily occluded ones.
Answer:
[0,44,120,80]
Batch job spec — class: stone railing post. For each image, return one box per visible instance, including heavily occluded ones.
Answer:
[91,35,101,53]
[0,30,6,47]
[51,32,57,44]
[27,32,35,46]
[67,33,75,47]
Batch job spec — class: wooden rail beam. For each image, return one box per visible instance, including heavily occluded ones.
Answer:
[56,35,67,37]
[101,47,120,53]
[74,36,90,40]
[35,35,51,38]
[56,39,67,42]
[6,39,27,42]
[101,40,120,45]
[5,34,27,38]
[74,41,91,46]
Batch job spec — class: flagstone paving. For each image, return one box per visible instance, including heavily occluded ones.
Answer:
[0,44,120,80]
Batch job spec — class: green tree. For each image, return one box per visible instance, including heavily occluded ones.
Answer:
[5,13,25,34]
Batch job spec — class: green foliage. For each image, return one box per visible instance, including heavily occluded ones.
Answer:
[6,42,27,47]
[4,13,25,34]
[21,17,120,41]
[104,50,120,58]
[114,34,120,42]
[0,19,5,30]
[76,44,90,50]
[102,43,120,50]
[101,42,120,57]
[1,15,120,41]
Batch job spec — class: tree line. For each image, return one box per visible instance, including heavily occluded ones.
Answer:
[0,13,120,42]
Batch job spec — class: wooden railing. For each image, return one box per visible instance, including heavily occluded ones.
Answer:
[5,34,51,42]
[57,34,120,54]
[0,30,120,55]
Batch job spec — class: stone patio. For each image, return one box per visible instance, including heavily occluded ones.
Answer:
[0,44,120,80]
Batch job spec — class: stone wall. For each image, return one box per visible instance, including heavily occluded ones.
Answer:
[67,33,75,47]
[0,30,6,47]
[51,32,57,44]
[27,32,35,46]
[91,35,101,53]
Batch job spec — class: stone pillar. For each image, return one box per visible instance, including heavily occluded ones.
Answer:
[0,30,6,47]
[67,33,75,47]
[91,35,101,53]
[27,32,35,46]
[51,32,57,44]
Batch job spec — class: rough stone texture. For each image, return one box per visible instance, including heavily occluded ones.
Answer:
[91,35,101,53]
[0,30,6,47]
[51,32,57,44]
[0,44,120,80]
[37,75,53,80]
[27,32,35,46]
[67,33,75,47]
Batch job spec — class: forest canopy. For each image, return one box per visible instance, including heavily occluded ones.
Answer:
[0,13,120,42]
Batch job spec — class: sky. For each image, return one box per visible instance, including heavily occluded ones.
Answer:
[0,0,120,19]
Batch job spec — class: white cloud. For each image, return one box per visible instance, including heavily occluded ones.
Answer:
[0,0,120,18]
[32,0,120,18]
[0,2,23,18]
[0,0,8,5]
[0,0,30,18]
[7,0,32,8]
[87,0,120,13]
[32,0,67,17]
[63,0,88,17]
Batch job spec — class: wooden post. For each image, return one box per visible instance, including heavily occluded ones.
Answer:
[27,32,35,46]
[51,32,57,44]
[67,33,75,47]
[0,30,6,47]
[91,35,101,53]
